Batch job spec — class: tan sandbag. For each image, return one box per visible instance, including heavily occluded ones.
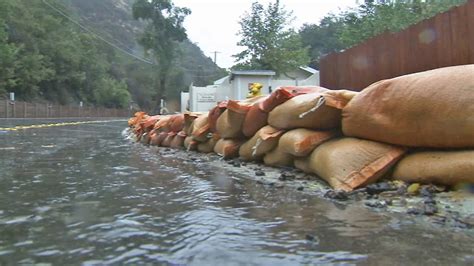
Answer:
[153,115,172,133]
[184,136,198,151]
[239,125,284,161]
[241,96,270,138]
[216,96,265,139]
[191,113,210,142]
[208,101,228,133]
[323,89,359,110]
[392,150,474,186]
[214,139,244,159]
[263,146,294,167]
[161,132,176,147]
[197,134,219,153]
[140,132,151,144]
[294,157,312,173]
[170,131,186,149]
[279,129,338,157]
[308,137,406,191]
[152,132,168,146]
[184,112,203,135]
[268,92,341,130]
[169,114,185,132]
[342,65,474,148]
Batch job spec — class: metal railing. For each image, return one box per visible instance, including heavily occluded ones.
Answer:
[0,100,131,118]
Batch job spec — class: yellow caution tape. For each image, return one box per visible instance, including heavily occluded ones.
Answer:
[0,120,125,131]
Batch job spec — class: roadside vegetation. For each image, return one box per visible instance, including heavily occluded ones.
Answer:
[0,0,225,110]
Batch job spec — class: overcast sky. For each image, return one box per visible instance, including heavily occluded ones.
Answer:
[173,0,358,69]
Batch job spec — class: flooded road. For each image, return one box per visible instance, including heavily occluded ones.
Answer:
[0,119,473,265]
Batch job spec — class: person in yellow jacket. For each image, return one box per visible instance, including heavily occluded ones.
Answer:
[247,83,263,98]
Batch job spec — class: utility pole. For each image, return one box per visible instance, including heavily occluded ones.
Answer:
[211,51,221,64]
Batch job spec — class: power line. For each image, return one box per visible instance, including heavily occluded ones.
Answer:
[42,0,224,78]
[41,0,156,65]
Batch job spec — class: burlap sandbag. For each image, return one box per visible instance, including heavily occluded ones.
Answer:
[342,65,474,148]
[142,115,161,133]
[208,101,228,133]
[170,131,186,149]
[214,139,244,159]
[191,113,210,142]
[169,114,185,132]
[263,146,294,167]
[140,132,151,144]
[268,92,341,130]
[197,134,219,153]
[308,137,406,191]
[294,157,312,173]
[128,111,147,127]
[239,125,284,161]
[161,132,176,147]
[184,136,198,151]
[241,96,270,138]
[392,150,474,186]
[242,86,329,137]
[216,96,265,139]
[322,90,359,110]
[184,112,202,135]
[154,115,172,133]
[279,129,338,157]
[150,131,168,146]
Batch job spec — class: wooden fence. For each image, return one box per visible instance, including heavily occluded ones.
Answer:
[0,100,131,119]
[320,0,474,91]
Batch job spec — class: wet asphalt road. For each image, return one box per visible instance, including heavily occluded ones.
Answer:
[0,119,473,265]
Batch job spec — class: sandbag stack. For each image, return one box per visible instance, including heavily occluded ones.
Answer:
[128,64,474,191]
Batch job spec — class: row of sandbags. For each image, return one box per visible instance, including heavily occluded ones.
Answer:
[128,64,474,191]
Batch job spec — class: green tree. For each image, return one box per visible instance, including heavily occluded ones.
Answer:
[132,0,190,111]
[299,16,345,68]
[0,19,19,98]
[233,0,309,75]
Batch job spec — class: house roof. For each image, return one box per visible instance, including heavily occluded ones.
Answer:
[299,66,318,74]
[213,76,229,85]
[230,70,276,76]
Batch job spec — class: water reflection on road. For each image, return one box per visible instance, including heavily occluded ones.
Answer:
[0,120,472,265]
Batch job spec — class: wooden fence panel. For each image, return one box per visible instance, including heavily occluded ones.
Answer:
[320,0,474,91]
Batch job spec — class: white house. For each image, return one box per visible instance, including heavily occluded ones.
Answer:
[183,66,320,112]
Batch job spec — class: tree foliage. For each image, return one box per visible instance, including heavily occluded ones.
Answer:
[0,0,225,111]
[132,0,191,110]
[233,0,309,75]
[300,0,467,68]
[0,0,131,107]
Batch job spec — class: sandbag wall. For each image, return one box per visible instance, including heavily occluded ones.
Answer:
[128,64,474,191]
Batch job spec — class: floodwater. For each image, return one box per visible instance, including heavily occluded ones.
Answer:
[0,119,472,265]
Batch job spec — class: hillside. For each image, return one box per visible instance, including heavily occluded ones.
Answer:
[63,0,226,109]
[0,0,225,110]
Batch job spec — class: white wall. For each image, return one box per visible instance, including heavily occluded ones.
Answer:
[215,76,232,102]
[272,72,320,88]
[189,85,217,112]
[180,92,190,113]
[299,72,320,86]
